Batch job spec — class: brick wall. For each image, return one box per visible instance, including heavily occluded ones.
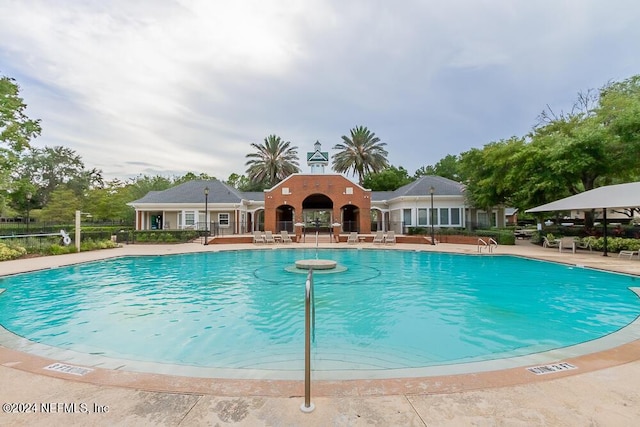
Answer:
[264,174,371,237]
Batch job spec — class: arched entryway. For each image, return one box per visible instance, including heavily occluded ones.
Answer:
[248,209,265,232]
[275,205,294,232]
[340,204,360,232]
[302,194,334,233]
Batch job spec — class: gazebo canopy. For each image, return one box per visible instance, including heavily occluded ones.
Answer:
[526,182,640,213]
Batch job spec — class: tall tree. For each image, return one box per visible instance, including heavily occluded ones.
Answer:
[332,126,389,185]
[13,146,101,206]
[459,137,525,213]
[0,76,41,211]
[362,166,412,191]
[40,188,81,222]
[225,172,263,192]
[173,172,217,185]
[83,179,132,222]
[126,174,174,201]
[597,75,640,176]
[245,135,300,189]
[0,76,41,152]
[415,154,463,181]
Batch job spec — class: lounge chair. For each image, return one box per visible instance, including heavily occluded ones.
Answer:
[575,238,592,252]
[618,250,640,259]
[542,236,559,249]
[384,230,396,245]
[373,231,385,244]
[280,230,293,244]
[347,232,359,244]
[253,230,265,244]
[264,231,276,244]
[559,237,576,253]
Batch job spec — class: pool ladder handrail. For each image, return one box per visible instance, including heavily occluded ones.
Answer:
[301,269,315,413]
[477,238,498,253]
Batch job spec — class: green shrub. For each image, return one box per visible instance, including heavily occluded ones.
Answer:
[47,244,70,255]
[0,242,27,261]
[539,236,639,252]
[476,229,515,245]
[407,227,516,245]
[586,237,640,252]
[134,230,197,243]
[80,239,118,251]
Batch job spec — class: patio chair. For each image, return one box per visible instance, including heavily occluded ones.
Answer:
[575,238,592,252]
[253,230,265,244]
[347,232,359,244]
[542,236,559,249]
[280,230,293,244]
[384,230,396,245]
[264,230,276,244]
[618,250,640,259]
[559,237,576,253]
[373,231,385,244]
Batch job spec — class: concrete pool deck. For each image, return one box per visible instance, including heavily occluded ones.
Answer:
[1,240,640,425]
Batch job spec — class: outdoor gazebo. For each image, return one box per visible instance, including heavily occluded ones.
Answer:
[526,182,640,256]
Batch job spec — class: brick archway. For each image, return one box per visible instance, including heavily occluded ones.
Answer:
[264,174,371,236]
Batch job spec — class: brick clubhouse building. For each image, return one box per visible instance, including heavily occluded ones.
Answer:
[128,142,496,240]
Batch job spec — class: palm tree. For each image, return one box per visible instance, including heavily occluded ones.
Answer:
[332,126,389,185]
[245,135,300,188]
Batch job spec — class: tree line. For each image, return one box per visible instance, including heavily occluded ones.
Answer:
[2,73,639,226]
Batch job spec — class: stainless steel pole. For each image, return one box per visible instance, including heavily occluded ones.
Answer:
[300,269,315,413]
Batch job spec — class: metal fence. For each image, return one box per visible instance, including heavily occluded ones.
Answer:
[0,219,134,237]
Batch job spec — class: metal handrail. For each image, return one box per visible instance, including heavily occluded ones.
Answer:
[478,237,498,253]
[0,229,71,246]
[301,269,315,413]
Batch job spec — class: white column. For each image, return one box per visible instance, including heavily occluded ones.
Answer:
[75,210,81,252]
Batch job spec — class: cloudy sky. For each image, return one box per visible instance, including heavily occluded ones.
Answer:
[1,0,639,182]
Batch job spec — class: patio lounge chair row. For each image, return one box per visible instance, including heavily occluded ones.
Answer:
[253,230,293,244]
[543,236,592,253]
[373,231,396,245]
[346,231,396,244]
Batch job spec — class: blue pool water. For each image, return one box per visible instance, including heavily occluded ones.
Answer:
[0,249,639,374]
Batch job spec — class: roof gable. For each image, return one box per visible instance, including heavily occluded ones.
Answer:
[306,150,329,162]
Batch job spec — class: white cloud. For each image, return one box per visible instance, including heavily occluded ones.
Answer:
[1,0,640,180]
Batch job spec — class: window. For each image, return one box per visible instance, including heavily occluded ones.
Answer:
[440,208,449,225]
[451,208,461,225]
[281,187,290,195]
[218,213,230,227]
[345,187,353,195]
[429,208,437,226]
[185,212,195,226]
[403,209,412,226]
[418,208,428,226]
[477,212,489,228]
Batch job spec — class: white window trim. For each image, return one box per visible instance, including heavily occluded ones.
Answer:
[218,212,230,227]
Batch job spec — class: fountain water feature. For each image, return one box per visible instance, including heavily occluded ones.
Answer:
[293,220,340,271]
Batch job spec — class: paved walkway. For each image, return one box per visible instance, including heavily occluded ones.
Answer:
[1,240,640,426]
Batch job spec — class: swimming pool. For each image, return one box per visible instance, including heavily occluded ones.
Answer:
[0,249,639,380]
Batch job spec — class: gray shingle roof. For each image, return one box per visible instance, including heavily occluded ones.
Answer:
[371,191,395,201]
[241,191,265,201]
[130,180,245,204]
[389,176,465,198]
[130,176,464,205]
